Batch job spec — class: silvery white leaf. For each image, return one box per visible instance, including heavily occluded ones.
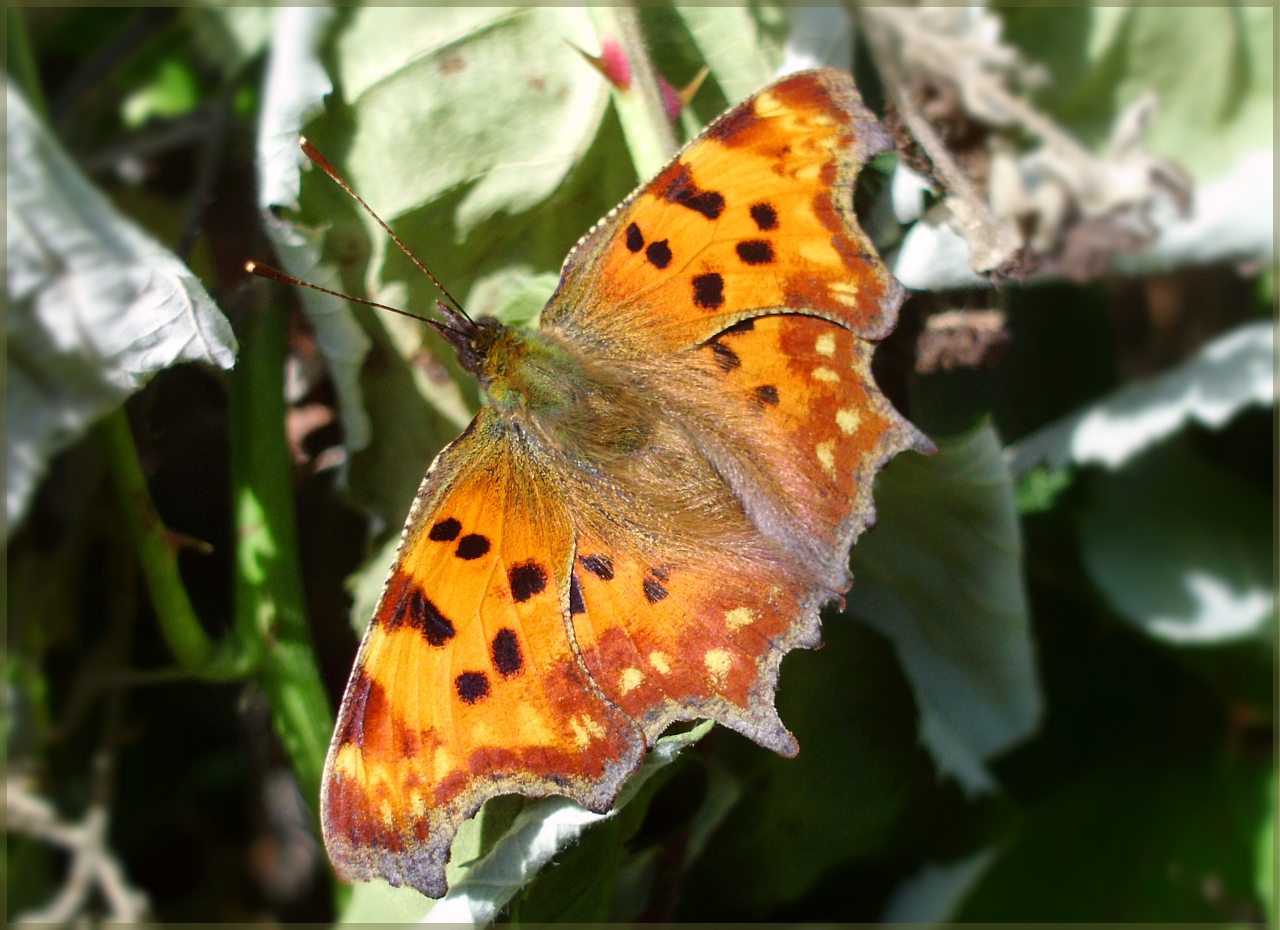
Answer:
[7,86,236,534]
[892,208,985,291]
[256,6,372,453]
[776,7,853,76]
[1006,320,1274,474]
[1112,148,1274,274]
[892,163,935,225]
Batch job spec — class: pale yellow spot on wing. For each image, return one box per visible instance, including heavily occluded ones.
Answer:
[332,743,362,780]
[799,240,838,266]
[570,713,607,750]
[619,667,644,695]
[754,92,784,118]
[816,440,836,476]
[649,651,671,674]
[725,607,756,631]
[379,800,394,828]
[813,367,840,384]
[433,745,454,779]
[814,333,836,357]
[704,649,732,686]
[570,717,590,750]
[410,792,427,819]
[830,281,860,307]
[517,702,556,746]
[837,408,861,435]
[795,162,822,181]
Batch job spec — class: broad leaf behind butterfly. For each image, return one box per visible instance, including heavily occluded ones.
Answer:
[321,68,931,899]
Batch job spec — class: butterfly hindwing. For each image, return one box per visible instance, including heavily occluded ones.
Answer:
[321,409,644,897]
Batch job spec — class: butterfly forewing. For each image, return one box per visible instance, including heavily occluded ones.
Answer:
[543,69,903,354]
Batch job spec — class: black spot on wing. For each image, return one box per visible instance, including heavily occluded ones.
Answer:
[626,222,644,252]
[509,562,547,602]
[663,164,724,220]
[569,572,585,615]
[390,584,456,647]
[692,273,724,310]
[711,341,741,372]
[456,534,490,560]
[750,202,778,230]
[491,628,523,676]
[646,240,672,269]
[755,385,780,406]
[455,671,490,704]
[428,517,461,541]
[579,554,614,580]
[643,576,669,604]
[736,240,774,265]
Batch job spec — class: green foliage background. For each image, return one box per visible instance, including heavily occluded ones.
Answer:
[6,5,1273,924]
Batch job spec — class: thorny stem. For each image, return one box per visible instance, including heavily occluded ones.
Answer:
[588,5,678,179]
[230,296,333,818]
[98,408,215,671]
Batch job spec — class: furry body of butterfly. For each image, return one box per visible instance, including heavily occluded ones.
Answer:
[322,67,932,899]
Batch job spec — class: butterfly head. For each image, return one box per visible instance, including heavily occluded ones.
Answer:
[429,300,586,421]
[426,300,505,375]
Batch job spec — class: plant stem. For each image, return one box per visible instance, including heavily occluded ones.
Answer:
[7,8,50,122]
[588,6,677,179]
[98,408,214,671]
[230,296,333,816]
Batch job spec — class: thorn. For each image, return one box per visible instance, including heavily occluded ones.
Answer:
[165,529,214,555]
[658,66,710,123]
[567,36,631,90]
[679,66,710,108]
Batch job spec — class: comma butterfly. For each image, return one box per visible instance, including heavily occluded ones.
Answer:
[317,67,930,898]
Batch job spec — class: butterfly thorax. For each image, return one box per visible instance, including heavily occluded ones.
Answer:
[454,318,655,466]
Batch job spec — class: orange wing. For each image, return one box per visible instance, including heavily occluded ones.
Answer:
[538,69,931,757]
[321,408,644,898]
[542,68,903,354]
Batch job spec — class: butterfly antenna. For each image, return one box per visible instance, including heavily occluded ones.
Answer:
[299,137,471,322]
[244,260,467,333]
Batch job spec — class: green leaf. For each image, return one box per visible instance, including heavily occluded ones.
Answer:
[848,421,1042,796]
[958,750,1273,921]
[676,7,783,105]
[880,846,1000,923]
[464,268,559,329]
[1078,438,1274,650]
[333,7,608,237]
[121,57,200,128]
[1016,465,1073,515]
[1003,7,1273,182]
[678,619,935,917]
